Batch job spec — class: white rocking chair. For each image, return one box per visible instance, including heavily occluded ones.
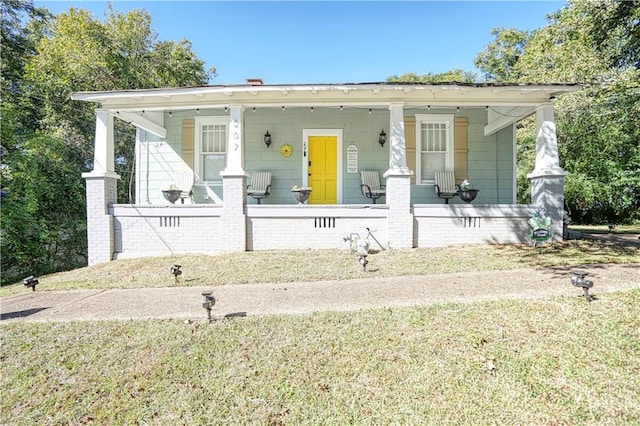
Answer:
[247,172,272,204]
[174,170,195,204]
[434,171,460,204]
[360,171,386,204]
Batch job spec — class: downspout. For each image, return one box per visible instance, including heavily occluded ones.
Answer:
[496,131,500,202]
[145,131,150,203]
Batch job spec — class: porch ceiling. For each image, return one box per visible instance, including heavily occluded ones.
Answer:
[71,82,581,112]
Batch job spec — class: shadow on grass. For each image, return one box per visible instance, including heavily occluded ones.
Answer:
[1,307,50,320]
[490,238,639,269]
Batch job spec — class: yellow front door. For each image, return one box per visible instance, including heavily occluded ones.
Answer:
[308,136,337,204]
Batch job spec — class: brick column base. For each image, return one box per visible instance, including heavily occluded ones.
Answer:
[384,171,414,249]
[83,174,119,265]
[221,173,248,251]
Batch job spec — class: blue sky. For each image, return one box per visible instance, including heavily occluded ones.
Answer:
[35,1,566,84]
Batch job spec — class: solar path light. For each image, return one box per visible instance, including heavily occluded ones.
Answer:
[170,264,182,284]
[202,292,216,322]
[23,276,39,291]
[571,270,594,302]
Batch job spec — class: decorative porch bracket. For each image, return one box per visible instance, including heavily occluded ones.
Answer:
[384,103,414,249]
[527,104,568,241]
[115,110,166,139]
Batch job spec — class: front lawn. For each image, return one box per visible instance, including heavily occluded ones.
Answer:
[2,291,639,424]
[1,240,637,296]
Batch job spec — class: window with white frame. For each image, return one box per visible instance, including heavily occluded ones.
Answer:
[415,114,455,184]
[195,116,227,184]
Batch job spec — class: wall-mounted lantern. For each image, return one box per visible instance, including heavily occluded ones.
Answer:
[264,130,272,148]
[378,129,387,147]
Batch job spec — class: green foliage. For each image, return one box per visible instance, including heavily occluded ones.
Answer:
[474,28,531,81]
[387,69,478,83]
[1,0,50,147]
[1,135,88,285]
[477,0,640,224]
[1,1,214,282]
[558,72,640,224]
[24,5,211,202]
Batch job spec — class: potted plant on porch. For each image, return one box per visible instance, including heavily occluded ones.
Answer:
[162,184,182,204]
[457,180,479,203]
[291,185,312,204]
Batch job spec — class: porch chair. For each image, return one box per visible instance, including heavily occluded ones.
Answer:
[247,172,272,204]
[174,170,195,204]
[434,171,460,204]
[360,170,386,204]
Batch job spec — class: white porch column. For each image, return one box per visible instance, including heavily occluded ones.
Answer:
[223,105,245,175]
[384,103,414,249]
[220,105,248,251]
[82,109,120,265]
[527,104,568,241]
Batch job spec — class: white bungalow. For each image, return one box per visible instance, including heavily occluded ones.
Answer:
[71,81,579,265]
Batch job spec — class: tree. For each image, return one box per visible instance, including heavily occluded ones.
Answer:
[474,28,531,82]
[1,2,214,284]
[1,135,87,284]
[475,0,640,224]
[387,69,478,83]
[24,5,212,201]
[1,0,50,149]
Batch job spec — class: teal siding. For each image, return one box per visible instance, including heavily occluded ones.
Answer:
[140,107,515,205]
[244,108,387,204]
[409,108,514,205]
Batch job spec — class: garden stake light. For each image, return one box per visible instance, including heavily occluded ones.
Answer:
[356,236,370,272]
[22,276,39,291]
[571,270,594,302]
[170,264,182,284]
[202,292,216,322]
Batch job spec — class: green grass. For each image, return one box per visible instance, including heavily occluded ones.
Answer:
[0,240,638,296]
[2,291,639,424]
[570,224,640,234]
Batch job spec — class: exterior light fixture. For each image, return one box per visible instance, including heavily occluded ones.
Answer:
[264,130,272,148]
[201,291,216,322]
[170,264,182,284]
[23,275,39,291]
[378,129,387,147]
[571,270,594,302]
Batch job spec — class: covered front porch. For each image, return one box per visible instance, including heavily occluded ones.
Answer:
[72,82,578,264]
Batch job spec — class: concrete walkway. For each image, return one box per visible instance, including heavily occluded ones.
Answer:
[1,264,638,323]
